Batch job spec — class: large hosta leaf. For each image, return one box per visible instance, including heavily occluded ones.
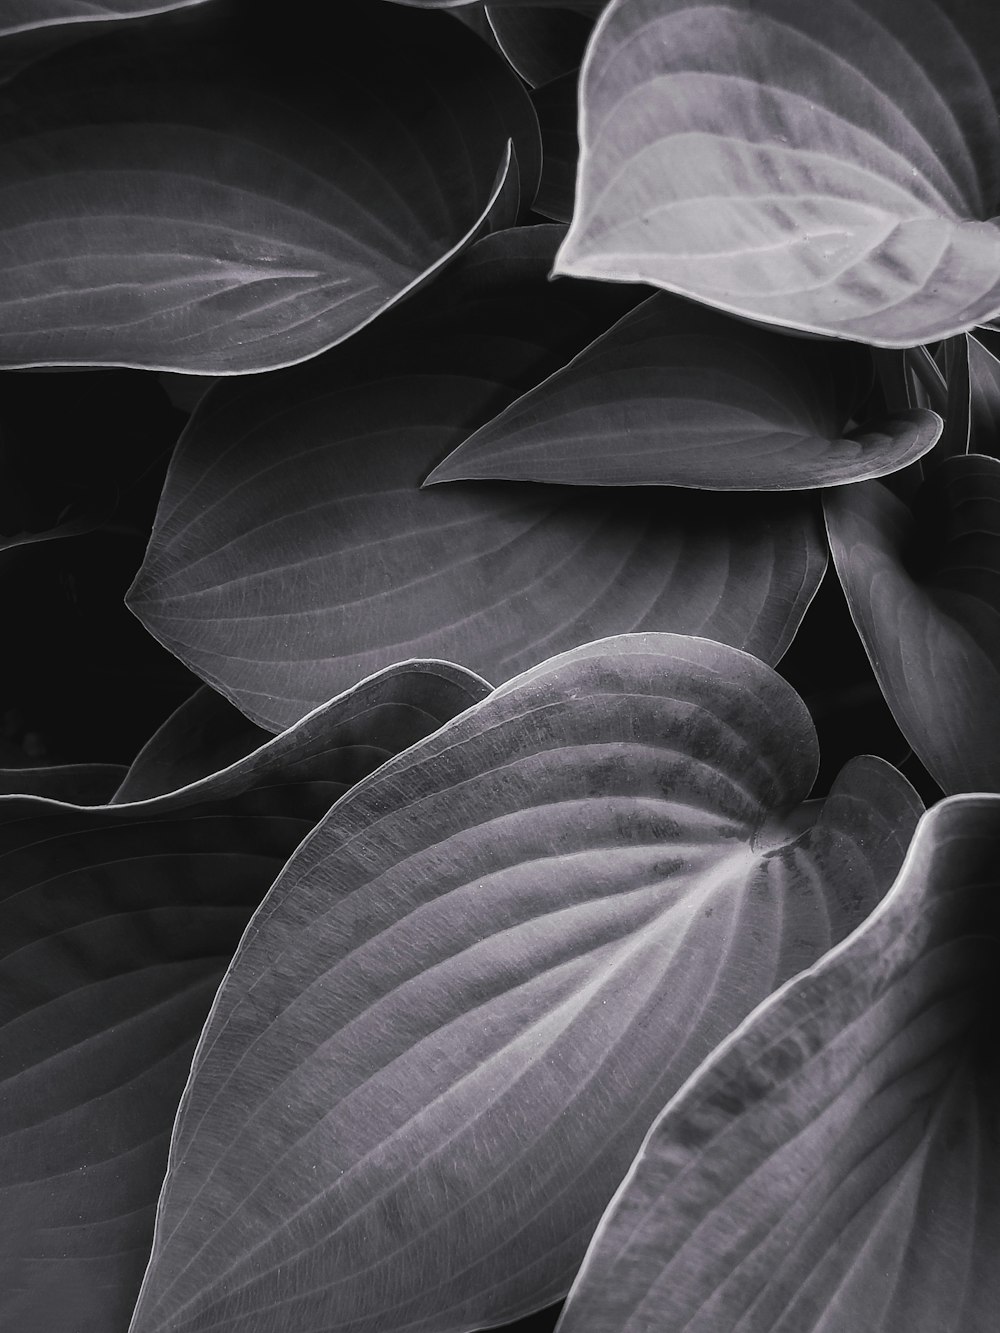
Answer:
[128,227,826,729]
[826,454,1000,793]
[557,0,1000,346]
[0,5,537,372]
[428,294,940,489]
[129,634,921,1333]
[558,793,1000,1333]
[0,662,487,1333]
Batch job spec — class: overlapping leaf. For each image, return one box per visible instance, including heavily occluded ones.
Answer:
[826,453,1000,793]
[428,294,940,489]
[127,227,827,729]
[113,687,269,803]
[969,335,1000,454]
[129,633,921,1333]
[531,73,579,223]
[558,793,1000,1333]
[0,0,208,35]
[0,661,487,1333]
[0,4,537,372]
[557,0,1000,345]
[0,763,127,801]
[487,3,602,86]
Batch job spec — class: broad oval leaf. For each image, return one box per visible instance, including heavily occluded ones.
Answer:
[557,0,1000,346]
[113,687,269,804]
[130,633,922,1333]
[558,793,1000,1333]
[826,454,1000,793]
[127,227,826,729]
[0,661,487,1333]
[428,294,940,489]
[0,5,538,373]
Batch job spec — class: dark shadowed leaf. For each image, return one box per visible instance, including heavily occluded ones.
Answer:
[531,72,579,223]
[557,0,1000,346]
[0,763,127,801]
[0,661,487,1333]
[127,228,826,729]
[969,335,1000,455]
[826,454,1000,793]
[129,633,922,1333]
[487,2,601,86]
[558,793,1000,1333]
[0,0,209,34]
[112,687,269,803]
[429,294,940,489]
[0,5,537,373]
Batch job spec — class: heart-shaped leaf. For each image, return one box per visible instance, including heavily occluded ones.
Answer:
[557,792,1000,1333]
[0,661,487,1333]
[0,5,537,372]
[129,633,921,1333]
[428,294,940,489]
[127,227,826,729]
[113,687,269,804]
[826,454,1000,793]
[557,0,1000,346]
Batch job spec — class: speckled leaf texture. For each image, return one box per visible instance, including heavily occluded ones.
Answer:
[558,794,1000,1333]
[826,454,1000,793]
[127,227,827,730]
[0,3,538,372]
[129,634,922,1333]
[0,662,488,1333]
[557,0,1000,345]
[429,294,941,489]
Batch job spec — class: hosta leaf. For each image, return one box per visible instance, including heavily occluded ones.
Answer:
[0,5,537,373]
[557,0,1000,346]
[487,2,601,86]
[0,661,487,1333]
[112,687,270,804]
[129,633,922,1333]
[429,294,940,489]
[531,73,579,223]
[128,227,826,729]
[558,793,1000,1333]
[969,335,1000,455]
[826,454,1000,793]
[0,763,127,802]
[0,0,208,35]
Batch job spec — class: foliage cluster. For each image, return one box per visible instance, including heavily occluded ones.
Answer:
[2,1,999,1331]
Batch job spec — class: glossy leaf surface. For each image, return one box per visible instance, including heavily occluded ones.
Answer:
[429,294,940,489]
[128,228,826,728]
[131,634,922,1333]
[826,454,1000,793]
[558,794,1000,1333]
[0,6,537,372]
[558,0,1000,346]
[0,662,487,1333]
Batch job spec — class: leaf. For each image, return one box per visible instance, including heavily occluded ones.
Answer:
[487,2,601,87]
[0,763,127,801]
[0,661,487,1333]
[129,633,922,1333]
[428,294,940,489]
[557,0,1000,346]
[0,5,538,373]
[969,334,1000,455]
[0,0,209,36]
[112,686,270,804]
[557,792,1000,1333]
[128,227,827,728]
[825,453,1000,793]
[531,73,579,223]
